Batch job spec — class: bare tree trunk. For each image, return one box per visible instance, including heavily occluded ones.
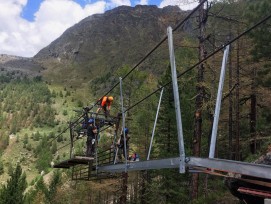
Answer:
[250,67,257,154]
[140,122,149,204]
[167,119,171,153]
[140,170,147,204]
[228,34,233,160]
[235,31,240,161]
[89,188,92,204]
[120,172,128,204]
[192,0,206,200]
[134,172,138,203]
[99,190,101,204]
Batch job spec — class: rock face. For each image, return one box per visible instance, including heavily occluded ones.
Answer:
[0,54,43,77]
[35,5,183,61]
[0,5,188,85]
[33,5,186,84]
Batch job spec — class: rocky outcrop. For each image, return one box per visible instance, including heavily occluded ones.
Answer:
[1,6,189,85]
[0,54,43,77]
[34,5,187,81]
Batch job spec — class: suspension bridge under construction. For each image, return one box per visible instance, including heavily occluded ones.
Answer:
[53,0,271,202]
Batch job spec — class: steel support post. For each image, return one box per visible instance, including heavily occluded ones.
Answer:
[147,88,164,160]
[119,77,128,172]
[69,122,74,159]
[167,26,185,173]
[113,131,117,164]
[95,134,99,175]
[114,147,119,164]
[209,45,230,158]
[93,117,98,174]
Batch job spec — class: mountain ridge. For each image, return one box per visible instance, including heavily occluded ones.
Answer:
[0,5,189,88]
[32,5,188,87]
[0,54,43,77]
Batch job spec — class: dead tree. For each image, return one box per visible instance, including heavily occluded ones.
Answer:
[191,0,208,200]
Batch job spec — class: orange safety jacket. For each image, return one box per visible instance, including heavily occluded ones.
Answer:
[100,96,112,108]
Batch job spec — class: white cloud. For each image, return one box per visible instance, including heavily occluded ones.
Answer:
[0,0,28,31]
[0,0,106,57]
[107,0,131,9]
[159,0,199,10]
[135,0,148,5]
[85,1,107,15]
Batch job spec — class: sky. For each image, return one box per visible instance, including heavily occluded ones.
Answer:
[0,0,199,57]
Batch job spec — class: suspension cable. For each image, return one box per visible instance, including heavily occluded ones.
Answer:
[49,113,85,144]
[56,125,114,152]
[91,0,208,108]
[124,13,271,113]
[52,4,271,150]
[51,1,209,152]
[52,0,207,145]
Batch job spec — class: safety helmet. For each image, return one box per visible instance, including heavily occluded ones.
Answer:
[88,118,94,124]
[124,127,129,134]
[108,96,114,101]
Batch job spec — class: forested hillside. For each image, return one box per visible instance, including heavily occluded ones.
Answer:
[0,0,270,203]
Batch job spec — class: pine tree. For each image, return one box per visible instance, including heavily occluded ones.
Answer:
[44,171,61,203]
[245,0,271,61]
[51,141,57,154]
[23,133,28,145]
[156,67,178,158]
[244,0,271,153]
[0,164,27,204]
[0,159,4,175]
[146,66,193,204]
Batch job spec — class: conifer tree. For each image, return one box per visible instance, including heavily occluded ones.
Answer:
[146,66,192,204]
[245,0,271,61]
[44,171,61,203]
[0,159,4,175]
[0,164,27,204]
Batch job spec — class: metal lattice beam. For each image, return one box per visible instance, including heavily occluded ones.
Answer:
[97,157,271,180]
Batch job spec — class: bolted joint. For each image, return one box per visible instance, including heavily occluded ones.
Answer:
[185,157,190,163]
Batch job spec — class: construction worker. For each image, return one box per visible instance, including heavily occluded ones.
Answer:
[76,107,89,139]
[96,96,114,117]
[86,118,97,157]
[117,127,130,160]
[129,152,139,161]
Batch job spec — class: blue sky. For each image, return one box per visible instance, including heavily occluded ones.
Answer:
[0,0,198,57]
[21,0,163,21]
[21,0,42,21]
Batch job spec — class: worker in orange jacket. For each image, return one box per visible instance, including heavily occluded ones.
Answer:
[96,96,113,117]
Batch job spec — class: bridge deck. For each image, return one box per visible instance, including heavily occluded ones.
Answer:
[97,157,271,180]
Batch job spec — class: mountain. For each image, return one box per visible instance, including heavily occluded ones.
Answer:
[33,5,188,87]
[0,5,189,88]
[0,54,43,77]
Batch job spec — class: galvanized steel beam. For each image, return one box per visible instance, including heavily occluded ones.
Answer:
[98,157,271,180]
[167,26,186,173]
